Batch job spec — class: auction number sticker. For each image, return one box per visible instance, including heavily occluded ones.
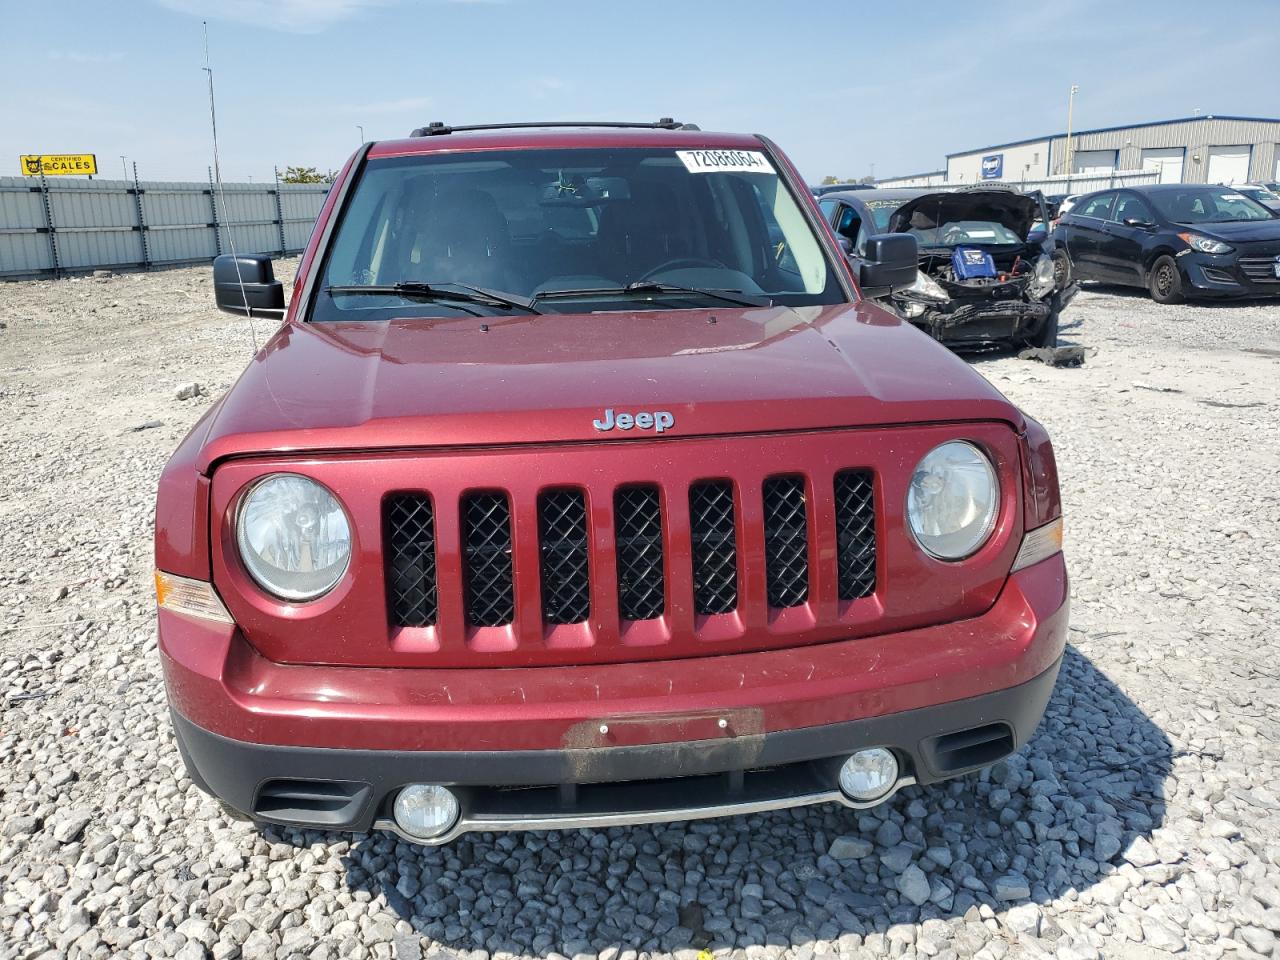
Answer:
[676,149,773,174]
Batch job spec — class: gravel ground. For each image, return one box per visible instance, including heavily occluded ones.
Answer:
[1,266,1279,960]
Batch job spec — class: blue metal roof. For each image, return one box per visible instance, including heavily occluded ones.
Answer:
[946,115,1280,158]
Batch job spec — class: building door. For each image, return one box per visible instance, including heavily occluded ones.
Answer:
[1273,146,1280,184]
[1072,150,1117,175]
[1206,145,1251,185]
[1140,147,1185,183]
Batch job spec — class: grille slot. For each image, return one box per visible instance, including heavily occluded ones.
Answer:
[1238,257,1280,284]
[385,494,438,627]
[763,475,809,608]
[614,486,665,621]
[834,470,877,600]
[538,489,591,625]
[689,481,738,614]
[461,492,515,627]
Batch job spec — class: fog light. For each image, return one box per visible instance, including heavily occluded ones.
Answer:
[392,785,459,841]
[839,748,900,802]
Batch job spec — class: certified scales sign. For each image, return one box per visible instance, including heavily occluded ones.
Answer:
[21,154,98,177]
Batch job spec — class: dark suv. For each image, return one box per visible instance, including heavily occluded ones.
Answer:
[1054,184,1280,303]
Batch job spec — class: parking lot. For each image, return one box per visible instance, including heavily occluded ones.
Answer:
[1,268,1278,959]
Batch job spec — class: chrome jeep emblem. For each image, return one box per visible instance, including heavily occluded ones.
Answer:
[593,408,675,434]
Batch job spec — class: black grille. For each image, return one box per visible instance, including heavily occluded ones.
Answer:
[538,489,591,625]
[689,481,738,614]
[763,476,809,608]
[461,492,515,627]
[834,470,876,600]
[614,486,665,621]
[1238,258,1280,284]
[385,494,438,627]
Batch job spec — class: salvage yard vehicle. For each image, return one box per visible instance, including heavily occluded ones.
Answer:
[1054,184,1280,304]
[156,120,1068,844]
[820,187,1076,348]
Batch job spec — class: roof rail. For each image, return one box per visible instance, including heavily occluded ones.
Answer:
[408,118,699,137]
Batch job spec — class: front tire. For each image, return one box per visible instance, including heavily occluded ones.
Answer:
[1051,249,1071,290]
[1148,255,1184,304]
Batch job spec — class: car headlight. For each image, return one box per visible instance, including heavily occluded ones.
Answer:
[904,270,949,302]
[1034,255,1055,284]
[1177,232,1233,255]
[236,474,352,600]
[906,441,999,560]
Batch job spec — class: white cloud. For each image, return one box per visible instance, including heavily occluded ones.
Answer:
[153,0,392,34]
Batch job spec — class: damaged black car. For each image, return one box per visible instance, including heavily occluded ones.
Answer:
[819,187,1076,348]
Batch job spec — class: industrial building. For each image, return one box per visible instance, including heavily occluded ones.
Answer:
[876,115,1280,191]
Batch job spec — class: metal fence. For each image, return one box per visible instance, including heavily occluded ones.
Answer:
[0,174,329,279]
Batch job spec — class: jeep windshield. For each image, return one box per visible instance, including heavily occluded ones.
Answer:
[314,147,844,320]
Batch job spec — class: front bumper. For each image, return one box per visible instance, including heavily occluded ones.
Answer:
[162,554,1068,840]
[899,285,1075,345]
[1180,250,1280,298]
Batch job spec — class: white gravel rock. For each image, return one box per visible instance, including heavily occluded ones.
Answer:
[1,274,1279,959]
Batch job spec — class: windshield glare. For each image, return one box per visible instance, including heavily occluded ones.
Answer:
[908,220,1022,246]
[316,148,843,318]
[1150,187,1275,223]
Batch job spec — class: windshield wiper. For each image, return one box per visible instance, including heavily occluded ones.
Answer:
[534,281,771,308]
[326,281,542,314]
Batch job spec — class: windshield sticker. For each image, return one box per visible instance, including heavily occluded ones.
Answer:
[676,150,772,174]
[1221,194,1246,201]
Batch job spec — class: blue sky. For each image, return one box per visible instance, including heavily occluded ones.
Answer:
[3,0,1278,184]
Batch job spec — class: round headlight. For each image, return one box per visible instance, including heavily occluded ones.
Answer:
[906,441,999,560]
[236,474,352,600]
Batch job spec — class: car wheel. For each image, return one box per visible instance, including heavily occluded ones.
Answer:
[1051,250,1071,289]
[1148,255,1184,304]
[1026,309,1060,349]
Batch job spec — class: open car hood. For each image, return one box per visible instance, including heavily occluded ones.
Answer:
[888,190,1041,242]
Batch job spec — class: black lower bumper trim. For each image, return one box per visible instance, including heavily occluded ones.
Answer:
[171,656,1062,835]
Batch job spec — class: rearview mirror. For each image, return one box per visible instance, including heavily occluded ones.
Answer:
[213,254,285,317]
[858,234,918,298]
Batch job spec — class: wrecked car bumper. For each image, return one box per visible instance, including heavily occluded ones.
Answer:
[162,555,1068,840]
[902,283,1074,346]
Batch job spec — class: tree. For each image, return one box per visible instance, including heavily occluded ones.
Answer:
[858,175,876,184]
[281,166,334,184]
[821,175,839,185]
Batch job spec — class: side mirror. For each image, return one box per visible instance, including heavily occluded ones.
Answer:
[1123,218,1155,229]
[858,233,918,298]
[213,254,285,317]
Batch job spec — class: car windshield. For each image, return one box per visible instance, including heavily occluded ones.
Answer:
[314,147,844,319]
[864,199,906,231]
[908,220,1023,247]
[1149,187,1275,223]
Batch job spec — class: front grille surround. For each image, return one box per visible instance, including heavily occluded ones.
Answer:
[1238,257,1280,284]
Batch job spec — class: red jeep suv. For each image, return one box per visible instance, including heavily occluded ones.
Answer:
[156,120,1067,844]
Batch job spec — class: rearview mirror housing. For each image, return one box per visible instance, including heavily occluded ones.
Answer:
[213,254,285,317]
[858,234,918,299]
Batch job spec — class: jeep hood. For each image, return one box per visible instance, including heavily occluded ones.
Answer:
[195,303,1022,470]
[888,191,1041,242]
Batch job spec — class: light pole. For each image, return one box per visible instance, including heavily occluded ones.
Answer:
[1064,84,1079,176]
[357,124,365,144]
[120,155,128,182]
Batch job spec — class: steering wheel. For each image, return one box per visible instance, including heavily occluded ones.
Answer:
[639,257,727,280]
